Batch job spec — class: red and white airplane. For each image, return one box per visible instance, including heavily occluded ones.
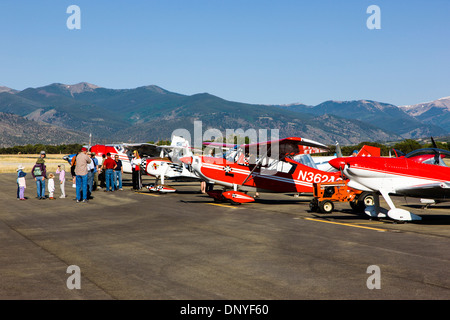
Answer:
[329,148,450,221]
[182,137,342,203]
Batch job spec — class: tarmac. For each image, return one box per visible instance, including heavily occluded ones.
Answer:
[1,172,450,300]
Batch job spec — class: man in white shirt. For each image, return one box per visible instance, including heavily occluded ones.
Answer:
[87,152,96,199]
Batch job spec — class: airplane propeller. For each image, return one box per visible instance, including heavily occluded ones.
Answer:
[335,141,343,158]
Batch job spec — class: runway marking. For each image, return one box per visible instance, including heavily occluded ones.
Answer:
[136,192,160,197]
[303,218,387,232]
[208,203,239,209]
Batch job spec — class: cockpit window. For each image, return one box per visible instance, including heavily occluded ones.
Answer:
[292,154,319,169]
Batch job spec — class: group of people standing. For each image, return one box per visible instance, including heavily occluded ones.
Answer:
[71,148,124,202]
[17,150,65,200]
[17,147,128,202]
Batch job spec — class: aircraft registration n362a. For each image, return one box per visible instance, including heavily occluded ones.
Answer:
[329,148,450,222]
[182,137,342,203]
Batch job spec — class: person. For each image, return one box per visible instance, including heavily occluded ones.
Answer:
[86,153,95,199]
[113,154,123,190]
[31,157,47,200]
[17,165,27,200]
[90,152,99,191]
[352,150,358,156]
[38,150,46,163]
[71,152,78,188]
[102,152,116,192]
[56,164,66,198]
[98,154,106,189]
[131,150,142,190]
[200,180,206,194]
[75,147,92,203]
[48,173,55,200]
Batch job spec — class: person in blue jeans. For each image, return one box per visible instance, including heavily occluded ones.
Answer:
[75,147,92,203]
[102,152,116,192]
[113,155,123,190]
[31,158,47,199]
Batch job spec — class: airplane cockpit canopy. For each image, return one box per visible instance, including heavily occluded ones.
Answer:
[405,148,450,167]
[292,154,319,170]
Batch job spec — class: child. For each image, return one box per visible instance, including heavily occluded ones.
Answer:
[48,173,56,200]
[56,164,66,198]
[16,165,27,200]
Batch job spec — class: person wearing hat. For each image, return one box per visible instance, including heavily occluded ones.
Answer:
[16,165,27,200]
[75,146,92,203]
[32,157,47,199]
[38,150,46,163]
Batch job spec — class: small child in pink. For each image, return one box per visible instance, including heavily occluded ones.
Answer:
[56,164,66,198]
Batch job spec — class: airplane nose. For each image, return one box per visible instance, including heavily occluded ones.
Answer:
[180,156,192,164]
[329,158,347,170]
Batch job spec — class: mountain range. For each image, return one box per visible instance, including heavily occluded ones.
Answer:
[0,82,448,147]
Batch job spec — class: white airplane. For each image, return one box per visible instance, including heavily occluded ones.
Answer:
[144,136,200,192]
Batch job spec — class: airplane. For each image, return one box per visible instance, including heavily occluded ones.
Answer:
[181,137,343,204]
[63,136,200,192]
[328,147,450,222]
[63,142,162,174]
[144,136,200,193]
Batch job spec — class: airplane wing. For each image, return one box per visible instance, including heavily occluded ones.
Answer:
[203,142,237,151]
[240,137,330,159]
[123,143,161,158]
[396,181,450,200]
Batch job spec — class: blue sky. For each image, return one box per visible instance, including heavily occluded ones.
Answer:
[0,0,449,106]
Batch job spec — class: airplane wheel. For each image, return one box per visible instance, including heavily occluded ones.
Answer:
[362,193,375,206]
[309,199,319,212]
[319,200,334,214]
[352,192,374,213]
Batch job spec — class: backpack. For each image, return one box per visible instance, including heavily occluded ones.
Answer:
[33,165,42,176]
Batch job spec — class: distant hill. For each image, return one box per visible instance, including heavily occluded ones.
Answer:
[0,112,88,147]
[0,82,448,147]
[399,97,450,133]
[280,100,448,139]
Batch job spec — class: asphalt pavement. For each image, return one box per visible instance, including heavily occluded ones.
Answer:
[1,173,450,301]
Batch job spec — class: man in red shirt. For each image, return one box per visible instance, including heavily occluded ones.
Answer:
[102,153,117,191]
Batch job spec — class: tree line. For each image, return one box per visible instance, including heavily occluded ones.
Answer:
[0,144,83,155]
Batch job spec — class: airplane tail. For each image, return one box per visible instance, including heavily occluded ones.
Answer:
[170,135,193,162]
[356,145,380,157]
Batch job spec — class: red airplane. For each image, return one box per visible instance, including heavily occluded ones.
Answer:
[329,148,450,222]
[183,137,342,204]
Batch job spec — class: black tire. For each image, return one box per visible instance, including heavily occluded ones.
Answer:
[319,200,334,214]
[352,192,375,213]
[309,199,319,212]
